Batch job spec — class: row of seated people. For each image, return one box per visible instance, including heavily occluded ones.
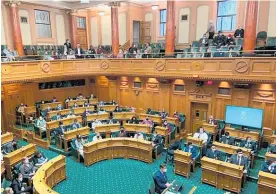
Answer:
[1,140,20,157]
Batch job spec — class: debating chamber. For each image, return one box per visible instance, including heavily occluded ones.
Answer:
[1,0,276,193]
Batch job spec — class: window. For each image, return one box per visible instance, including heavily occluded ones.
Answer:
[35,10,51,38]
[217,0,237,31]
[160,9,167,36]
[77,17,86,29]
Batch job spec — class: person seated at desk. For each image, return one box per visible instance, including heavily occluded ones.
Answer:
[3,187,14,194]
[114,106,121,112]
[83,102,90,107]
[17,103,26,115]
[162,120,172,133]
[83,108,91,117]
[37,116,46,132]
[184,142,197,160]
[193,127,209,144]
[92,119,102,131]
[151,130,162,146]
[208,115,217,125]
[128,116,139,124]
[173,111,180,121]
[75,135,85,157]
[269,145,276,154]
[99,101,104,106]
[146,108,153,115]
[118,127,127,137]
[56,122,66,136]
[41,100,45,105]
[46,105,51,112]
[76,93,84,100]
[52,97,57,102]
[11,173,33,194]
[56,112,62,120]
[72,119,81,129]
[220,132,235,145]
[19,157,36,183]
[268,160,276,174]
[206,145,221,160]
[134,132,144,140]
[65,96,72,103]
[89,94,96,99]
[56,104,63,111]
[160,109,168,120]
[2,140,19,155]
[93,133,102,141]
[111,100,116,105]
[230,149,248,174]
[67,111,76,118]
[154,164,172,194]
[108,117,118,124]
[73,102,79,108]
[33,151,48,167]
[241,136,257,154]
[142,116,153,128]
[98,108,106,114]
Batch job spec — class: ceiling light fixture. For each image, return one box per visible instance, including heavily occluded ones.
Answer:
[81,0,89,3]
[98,11,105,16]
[151,5,159,10]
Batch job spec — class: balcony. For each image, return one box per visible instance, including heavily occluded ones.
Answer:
[1,58,276,84]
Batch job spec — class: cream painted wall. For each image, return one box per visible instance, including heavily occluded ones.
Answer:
[267,1,276,36]
[101,15,111,45]
[145,12,153,42]
[196,5,209,40]
[19,9,32,45]
[90,17,98,46]
[1,10,6,45]
[178,8,190,44]
[119,12,127,45]
[55,14,66,45]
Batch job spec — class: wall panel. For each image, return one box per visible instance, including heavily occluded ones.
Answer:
[101,15,111,45]
[178,8,190,44]
[19,9,32,45]
[55,14,66,45]
[119,12,127,45]
[196,5,209,40]
[90,17,99,46]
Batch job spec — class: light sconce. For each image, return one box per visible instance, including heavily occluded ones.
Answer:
[151,5,159,10]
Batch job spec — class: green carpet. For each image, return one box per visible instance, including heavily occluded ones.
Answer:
[249,157,264,179]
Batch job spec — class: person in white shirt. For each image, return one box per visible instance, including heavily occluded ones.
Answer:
[193,127,209,154]
[67,111,76,118]
[91,119,102,131]
[98,108,106,114]
[76,93,84,100]
[134,132,144,140]
[208,115,215,125]
[75,135,85,157]
[93,133,102,141]
[37,116,46,132]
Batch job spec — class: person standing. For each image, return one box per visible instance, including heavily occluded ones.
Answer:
[206,20,215,39]
[154,164,172,193]
[64,39,72,55]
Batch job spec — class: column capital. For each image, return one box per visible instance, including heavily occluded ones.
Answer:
[66,9,78,15]
[5,0,21,7]
[108,2,121,8]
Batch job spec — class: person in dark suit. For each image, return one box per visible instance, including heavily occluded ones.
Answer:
[184,142,197,160]
[75,43,84,59]
[234,26,244,38]
[11,173,33,194]
[206,145,221,160]
[64,39,72,54]
[151,130,162,146]
[114,106,121,112]
[262,160,272,173]
[118,127,127,137]
[88,45,96,58]
[230,149,249,173]
[128,116,139,124]
[154,164,172,194]
[72,119,81,130]
[213,31,227,47]
[220,132,235,145]
[56,122,66,136]
[52,97,57,102]
[269,145,276,154]
[241,136,257,154]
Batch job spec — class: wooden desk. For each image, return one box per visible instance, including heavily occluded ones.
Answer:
[213,141,252,158]
[33,155,66,194]
[202,123,217,140]
[1,161,5,177]
[225,127,260,141]
[98,105,117,111]
[138,113,162,123]
[258,171,276,194]
[3,144,36,180]
[83,138,152,166]
[67,99,88,107]
[86,113,109,122]
[124,124,151,134]
[46,116,82,142]
[95,124,120,137]
[113,112,135,121]
[201,156,243,194]
[72,107,94,115]
[174,150,192,178]
[89,98,98,104]
[47,109,71,119]
[271,134,276,145]
[186,136,203,148]
[24,106,36,115]
[63,126,90,152]
[1,132,13,145]
[155,126,170,147]
[265,152,276,161]
[166,117,179,126]
[41,102,61,110]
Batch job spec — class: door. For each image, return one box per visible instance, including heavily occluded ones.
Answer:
[191,102,208,134]
[76,17,87,49]
[140,21,151,44]
[133,21,140,44]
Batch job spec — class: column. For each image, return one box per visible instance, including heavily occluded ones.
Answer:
[165,0,176,56]
[69,10,78,48]
[7,1,24,56]
[110,2,120,57]
[243,0,258,51]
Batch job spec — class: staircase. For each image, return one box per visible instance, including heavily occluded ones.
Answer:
[120,40,131,51]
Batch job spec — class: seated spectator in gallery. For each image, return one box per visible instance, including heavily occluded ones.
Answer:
[203,47,211,57]
[93,132,103,141]
[128,116,139,124]
[91,119,102,131]
[72,119,82,129]
[75,43,84,59]
[123,49,128,58]
[241,136,257,154]
[75,135,86,157]
[128,43,137,54]
[136,50,142,58]
[77,93,84,100]
[117,49,124,58]
[52,97,57,102]
[17,103,26,115]
[234,26,244,38]
[213,31,226,47]
[199,34,209,47]
[226,34,235,46]
[118,127,127,137]
[228,47,239,57]
[67,111,76,118]
[33,151,48,167]
[56,104,63,111]
[19,157,36,183]
[37,116,46,132]
[97,45,104,55]
[88,45,96,58]
[142,116,153,128]
[220,132,235,145]
[114,106,121,112]
[64,39,72,54]
[11,173,33,194]
[134,132,144,140]
[206,145,221,160]
[143,42,152,58]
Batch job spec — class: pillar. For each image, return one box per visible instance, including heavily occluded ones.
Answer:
[69,10,78,48]
[8,1,24,56]
[110,2,120,57]
[165,0,176,56]
[243,0,258,51]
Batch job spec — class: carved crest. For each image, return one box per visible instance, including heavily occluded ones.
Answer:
[235,61,249,73]
[41,62,50,73]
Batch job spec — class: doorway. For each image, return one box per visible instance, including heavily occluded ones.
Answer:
[76,17,88,49]
[140,21,151,44]
[191,102,208,134]
[133,21,140,44]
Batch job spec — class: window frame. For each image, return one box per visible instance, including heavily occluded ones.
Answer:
[76,17,86,29]
[159,9,167,37]
[34,9,52,38]
[216,0,237,32]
